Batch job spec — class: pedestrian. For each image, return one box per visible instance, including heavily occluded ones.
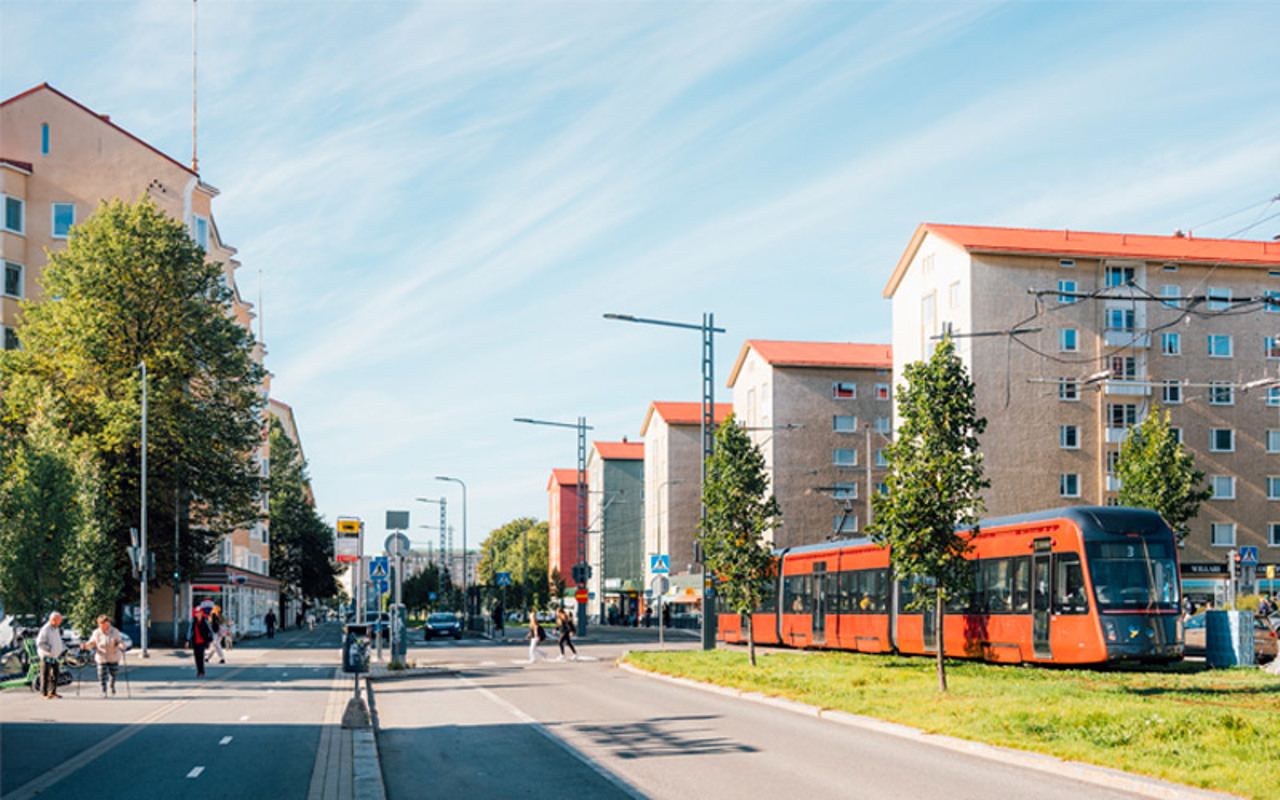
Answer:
[643,607,653,628]
[264,608,277,639]
[662,604,671,629]
[491,602,505,639]
[526,611,547,663]
[82,615,128,697]
[209,605,226,664]
[189,606,213,677]
[306,611,315,632]
[1182,595,1194,620]
[36,611,66,699]
[555,608,578,661]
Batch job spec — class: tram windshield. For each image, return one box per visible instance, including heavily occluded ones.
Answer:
[1085,539,1179,612]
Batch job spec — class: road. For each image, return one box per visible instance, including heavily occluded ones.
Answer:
[377,626,1163,800]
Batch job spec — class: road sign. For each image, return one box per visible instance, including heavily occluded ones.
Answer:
[1240,546,1259,565]
[650,554,670,575]
[1268,565,1276,580]
[650,575,670,596]
[386,510,409,530]
[385,532,410,557]
[575,587,589,604]
[370,557,389,580]
[497,571,512,586]
[337,518,361,534]
[375,578,389,595]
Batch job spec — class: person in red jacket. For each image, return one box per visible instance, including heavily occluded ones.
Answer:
[189,606,213,677]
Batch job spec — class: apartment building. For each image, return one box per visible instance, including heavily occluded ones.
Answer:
[726,340,894,548]
[638,402,731,594]
[884,223,1280,600]
[586,440,644,622]
[547,468,586,593]
[1,84,277,638]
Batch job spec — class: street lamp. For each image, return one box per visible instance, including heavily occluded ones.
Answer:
[415,497,448,601]
[434,477,468,621]
[138,361,150,658]
[514,415,593,636]
[605,311,725,650]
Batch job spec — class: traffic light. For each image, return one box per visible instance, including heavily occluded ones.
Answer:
[570,563,593,583]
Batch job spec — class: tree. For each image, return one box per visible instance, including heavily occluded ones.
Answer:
[267,419,339,608]
[476,518,549,611]
[696,414,781,667]
[1115,404,1211,542]
[869,334,987,692]
[0,198,266,614]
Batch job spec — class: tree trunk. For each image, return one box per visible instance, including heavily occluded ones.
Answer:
[936,590,947,692]
[747,614,757,667]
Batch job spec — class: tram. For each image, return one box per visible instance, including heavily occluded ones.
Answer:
[718,506,1183,665]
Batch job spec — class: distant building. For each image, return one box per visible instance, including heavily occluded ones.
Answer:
[884,223,1280,602]
[726,340,894,548]
[547,468,586,595]
[586,440,644,622]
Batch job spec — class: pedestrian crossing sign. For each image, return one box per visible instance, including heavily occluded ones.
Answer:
[650,554,670,575]
[370,557,389,580]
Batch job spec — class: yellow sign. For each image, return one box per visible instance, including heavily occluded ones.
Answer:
[1268,565,1276,580]
[337,518,361,535]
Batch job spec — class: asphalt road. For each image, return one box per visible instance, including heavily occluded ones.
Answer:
[377,627,1160,800]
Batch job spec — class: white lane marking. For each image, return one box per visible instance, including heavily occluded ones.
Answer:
[187,766,205,779]
[282,672,289,677]
[219,736,233,745]
[239,715,250,721]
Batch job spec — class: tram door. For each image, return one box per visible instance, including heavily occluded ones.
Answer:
[812,563,827,645]
[1032,538,1053,659]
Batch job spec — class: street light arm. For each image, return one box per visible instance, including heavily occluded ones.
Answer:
[603,312,726,334]
[513,417,594,431]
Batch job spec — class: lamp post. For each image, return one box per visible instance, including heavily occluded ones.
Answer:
[514,416,593,636]
[604,311,725,650]
[415,497,447,603]
[434,477,468,622]
[139,361,150,658]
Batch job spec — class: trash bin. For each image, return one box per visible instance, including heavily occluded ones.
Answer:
[1205,610,1252,668]
[341,626,369,674]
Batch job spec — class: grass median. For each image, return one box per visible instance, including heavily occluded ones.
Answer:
[624,649,1279,799]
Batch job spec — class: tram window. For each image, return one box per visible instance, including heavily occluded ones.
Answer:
[898,579,915,613]
[1053,554,1089,614]
[855,570,873,613]
[784,575,811,613]
[755,580,778,613]
[978,559,1013,614]
[836,572,853,613]
[1011,557,1031,613]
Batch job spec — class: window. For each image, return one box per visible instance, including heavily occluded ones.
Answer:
[1210,476,1235,500]
[51,203,74,239]
[833,415,858,433]
[832,483,858,499]
[1266,337,1280,359]
[1058,280,1077,303]
[874,384,890,401]
[832,382,856,399]
[1268,478,1280,501]
[1162,380,1182,404]
[1160,285,1181,309]
[2,326,18,351]
[1161,332,1181,356]
[3,195,23,234]
[1206,287,1231,311]
[1208,382,1234,406]
[1105,266,1135,287]
[1058,378,1078,401]
[1269,387,1280,407]
[1059,259,1075,268]
[1268,430,1280,453]
[1270,524,1280,547]
[1170,427,1182,444]
[874,417,891,434]
[1210,428,1234,452]
[1266,291,1280,313]
[834,514,858,534]
[1106,450,1120,475]
[1207,334,1232,357]
[1110,355,1136,381]
[1060,425,1079,449]
[875,481,888,495]
[1105,308,1135,331]
[1211,523,1235,547]
[1053,554,1089,615]
[1108,404,1137,428]
[41,123,49,154]
[834,448,857,466]
[949,281,961,308]
[1059,328,1078,353]
[3,261,20,298]
[192,215,210,251]
[1060,474,1080,497]
[874,449,888,467]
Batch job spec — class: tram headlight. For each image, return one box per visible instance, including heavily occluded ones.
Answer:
[1103,618,1118,642]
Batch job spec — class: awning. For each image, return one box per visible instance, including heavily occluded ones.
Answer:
[662,593,701,604]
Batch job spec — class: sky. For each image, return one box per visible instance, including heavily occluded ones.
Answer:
[3,1,1279,556]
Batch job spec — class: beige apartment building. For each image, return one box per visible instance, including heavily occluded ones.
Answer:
[726,340,895,548]
[1,84,279,638]
[638,401,731,596]
[885,223,1280,601]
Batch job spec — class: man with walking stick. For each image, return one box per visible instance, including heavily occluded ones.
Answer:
[82,615,128,697]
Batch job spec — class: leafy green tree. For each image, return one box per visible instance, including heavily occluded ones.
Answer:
[1115,405,1211,542]
[476,518,549,611]
[869,334,987,692]
[0,198,266,611]
[267,419,339,607]
[696,414,781,667]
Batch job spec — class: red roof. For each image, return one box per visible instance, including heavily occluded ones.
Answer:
[727,340,892,387]
[885,223,1280,298]
[547,469,582,490]
[640,401,732,435]
[593,441,644,461]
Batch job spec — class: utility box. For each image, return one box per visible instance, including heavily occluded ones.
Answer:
[341,626,369,674]
[1205,610,1253,668]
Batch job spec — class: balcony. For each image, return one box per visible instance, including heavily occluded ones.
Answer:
[1106,427,1131,444]
[1105,380,1151,397]
[1103,329,1151,348]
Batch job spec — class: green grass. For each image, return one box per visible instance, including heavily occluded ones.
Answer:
[624,649,1280,799]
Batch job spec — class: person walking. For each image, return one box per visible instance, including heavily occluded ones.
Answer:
[82,615,128,697]
[209,605,226,664]
[36,611,66,699]
[491,602,505,639]
[189,606,213,677]
[555,608,578,661]
[526,612,547,663]
[264,608,277,639]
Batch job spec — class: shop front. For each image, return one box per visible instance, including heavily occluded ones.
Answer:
[192,565,281,640]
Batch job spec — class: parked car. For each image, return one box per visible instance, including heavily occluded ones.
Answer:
[1183,613,1278,663]
[423,612,462,640]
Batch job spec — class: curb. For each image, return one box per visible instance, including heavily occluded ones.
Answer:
[615,658,1242,800]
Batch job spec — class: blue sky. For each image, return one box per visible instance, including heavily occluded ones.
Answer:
[3,1,1279,555]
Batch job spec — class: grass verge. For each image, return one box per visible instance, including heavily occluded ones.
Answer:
[624,649,1279,799]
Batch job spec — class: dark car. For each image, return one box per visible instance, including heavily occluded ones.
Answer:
[424,613,462,640]
[1184,613,1278,663]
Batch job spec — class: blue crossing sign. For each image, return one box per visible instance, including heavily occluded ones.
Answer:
[497,572,512,586]
[650,554,670,575]
[1240,546,1258,565]
[370,557,389,580]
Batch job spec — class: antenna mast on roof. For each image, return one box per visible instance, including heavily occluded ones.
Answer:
[191,0,199,173]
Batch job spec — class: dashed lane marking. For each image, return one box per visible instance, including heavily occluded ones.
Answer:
[186,767,205,779]
[219,736,233,745]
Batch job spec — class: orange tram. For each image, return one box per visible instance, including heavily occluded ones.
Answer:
[719,506,1184,665]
